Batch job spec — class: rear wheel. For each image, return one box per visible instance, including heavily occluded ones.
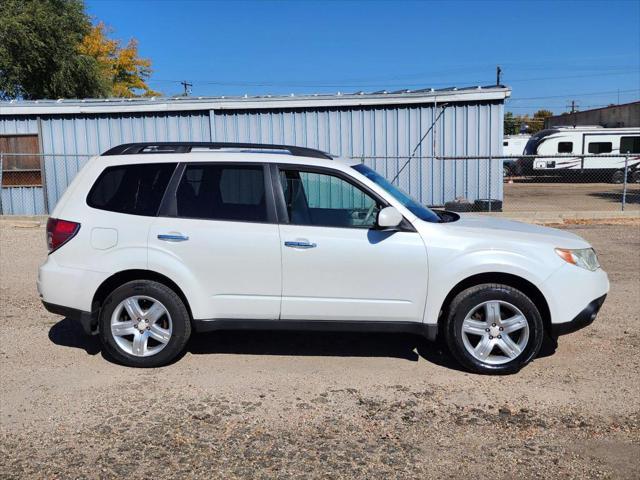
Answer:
[611,170,625,184]
[99,280,191,367]
[445,284,544,374]
[631,170,640,184]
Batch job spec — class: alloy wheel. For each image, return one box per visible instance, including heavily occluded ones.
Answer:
[461,300,529,365]
[110,295,173,357]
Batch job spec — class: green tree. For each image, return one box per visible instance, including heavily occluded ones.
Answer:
[504,111,518,135]
[0,0,108,99]
[504,110,553,135]
[530,109,553,133]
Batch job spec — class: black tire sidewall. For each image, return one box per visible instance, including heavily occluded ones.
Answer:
[612,170,624,184]
[446,284,544,374]
[99,280,191,367]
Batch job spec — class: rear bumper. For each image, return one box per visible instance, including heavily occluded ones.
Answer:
[551,294,606,336]
[41,301,97,335]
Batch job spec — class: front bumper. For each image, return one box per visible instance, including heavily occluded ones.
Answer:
[551,294,606,336]
[41,301,97,335]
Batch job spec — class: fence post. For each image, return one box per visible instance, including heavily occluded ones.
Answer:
[621,156,628,211]
[0,152,3,215]
[488,154,492,212]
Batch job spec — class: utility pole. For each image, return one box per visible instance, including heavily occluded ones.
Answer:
[567,100,579,127]
[496,65,502,86]
[568,100,578,114]
[180,80,193,96]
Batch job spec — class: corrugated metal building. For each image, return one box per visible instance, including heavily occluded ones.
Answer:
[0,86,510,215]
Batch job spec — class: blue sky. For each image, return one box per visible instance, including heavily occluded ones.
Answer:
[86,0,640,115]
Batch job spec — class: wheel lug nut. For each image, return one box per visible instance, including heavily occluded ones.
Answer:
[499,327,504,331]
[489,335,493,339]
[492,323,496,327]
[497,335,502,339]
[485,328,490,332]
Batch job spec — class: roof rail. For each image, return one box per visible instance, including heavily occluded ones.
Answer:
[101,142,333,160]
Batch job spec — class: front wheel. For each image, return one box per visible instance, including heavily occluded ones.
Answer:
[444,284,544,374]
[99,280,191,367]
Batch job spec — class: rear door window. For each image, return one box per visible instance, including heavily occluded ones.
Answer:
[87,163,176,216]
[175,164,268,222]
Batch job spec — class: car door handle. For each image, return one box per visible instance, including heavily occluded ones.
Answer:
[284,240,317,249]
[157,233,189,242]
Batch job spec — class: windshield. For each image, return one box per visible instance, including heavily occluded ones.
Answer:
[352,164,441,223]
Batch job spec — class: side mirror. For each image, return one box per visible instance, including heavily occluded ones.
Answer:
[377,206,403,229]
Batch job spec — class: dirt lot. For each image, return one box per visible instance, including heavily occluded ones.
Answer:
[503,181,640,212]
[1,219,639,479]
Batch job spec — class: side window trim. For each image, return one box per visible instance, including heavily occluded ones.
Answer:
[158,162,277,224]
[157,163,186,217]
[272,163,392,228]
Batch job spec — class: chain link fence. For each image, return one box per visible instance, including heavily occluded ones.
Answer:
[353,154,639,214]
[0,152,638,215]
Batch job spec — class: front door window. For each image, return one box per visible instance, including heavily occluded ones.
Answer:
[279,169,379,228]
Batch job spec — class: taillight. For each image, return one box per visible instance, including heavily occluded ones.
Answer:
[46,218,80,254]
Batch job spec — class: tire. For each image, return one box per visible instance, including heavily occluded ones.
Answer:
[473,199,503,212]
[444,201,474,212]
[631,170,640,184]
[444,284,544,374]
[99,280,191,367]
[611,170,625,184]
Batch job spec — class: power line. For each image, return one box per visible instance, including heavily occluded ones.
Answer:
[147,69,639,89]
[508,88,640,101]
[180,80,192,96]
[506,104,610,109]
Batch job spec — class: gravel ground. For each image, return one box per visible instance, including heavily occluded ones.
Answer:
[0,219,639,479]
[503,181,640,212]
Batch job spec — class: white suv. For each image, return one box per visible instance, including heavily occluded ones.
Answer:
[38,142,609,373]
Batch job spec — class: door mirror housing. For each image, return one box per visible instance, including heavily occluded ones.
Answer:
[377,206,403,229]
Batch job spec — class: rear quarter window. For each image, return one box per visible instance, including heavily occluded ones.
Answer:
[87,163,176,216]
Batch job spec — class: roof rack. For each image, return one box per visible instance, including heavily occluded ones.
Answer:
[101,142,332,160]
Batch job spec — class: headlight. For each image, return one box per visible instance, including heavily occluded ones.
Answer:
[555,248,600,271]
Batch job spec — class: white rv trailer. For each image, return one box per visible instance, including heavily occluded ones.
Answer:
[519,127,640,183]
[502,134,530,176]
[503,134,531,156]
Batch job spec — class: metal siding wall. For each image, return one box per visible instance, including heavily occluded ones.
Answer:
[0,116,39,135]
[38,111,211,209]
[1,103,503,214]
[211,102,503,206]
[1,187,46,215]
[0,116,44,215]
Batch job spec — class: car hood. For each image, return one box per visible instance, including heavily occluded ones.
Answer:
[438,214,590,249]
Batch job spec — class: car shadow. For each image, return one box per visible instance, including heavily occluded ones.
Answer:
[588,190,640,204]
[188,330,424,362]
[47,319,558,370]
[48,317,101,355]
